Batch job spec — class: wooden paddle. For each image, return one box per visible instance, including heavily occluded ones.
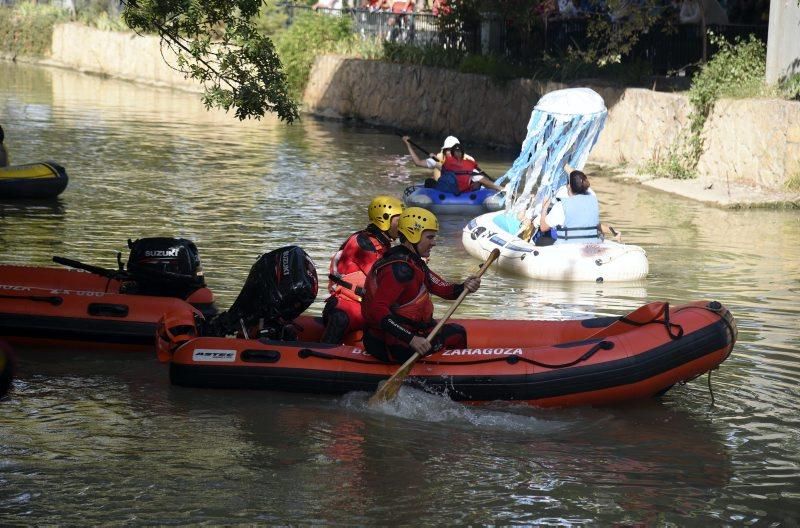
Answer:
[368,248,500,405]
[402,136,437,160]
[401,134,498,182]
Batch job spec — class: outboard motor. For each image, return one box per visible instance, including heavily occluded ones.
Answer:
[205,246,318,339]
[122,237,206,298]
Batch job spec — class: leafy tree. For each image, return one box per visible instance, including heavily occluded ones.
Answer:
[122,0,299,122]
[440,0,668,67]
[274,11,353,98]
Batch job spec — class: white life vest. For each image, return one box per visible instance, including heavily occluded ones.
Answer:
[555,193,601,244]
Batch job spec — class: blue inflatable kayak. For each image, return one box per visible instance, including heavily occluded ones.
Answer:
[403,185,504,215]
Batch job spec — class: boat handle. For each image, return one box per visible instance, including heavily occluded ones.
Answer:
[88,303,129,318]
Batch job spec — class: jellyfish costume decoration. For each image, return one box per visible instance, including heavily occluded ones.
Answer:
[495,88,608,235]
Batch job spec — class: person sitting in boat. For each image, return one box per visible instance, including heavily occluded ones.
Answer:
[321,195,404,344]
[361,207,481,363]
[429,135,472,183]
[0,125,9,168]
[402,135,503,194]
[536,170,621,246]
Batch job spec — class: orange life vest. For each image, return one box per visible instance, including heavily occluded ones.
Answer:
[327,229,387,303]
[442,157,479,193]
[363,252,435,333]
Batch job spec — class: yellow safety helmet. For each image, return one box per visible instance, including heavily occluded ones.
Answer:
[398,207,439,244]
[368,196,404,231]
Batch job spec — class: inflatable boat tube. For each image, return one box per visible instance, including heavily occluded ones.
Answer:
[462,211,649,282]
[159,300,736,408]
[0,162,69,199]
[403,185,504,215]
[0,264,216,351]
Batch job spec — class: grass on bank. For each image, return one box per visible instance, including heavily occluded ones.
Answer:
[0,1,127,58]
[0,2,70,57]
[640,33,800,180]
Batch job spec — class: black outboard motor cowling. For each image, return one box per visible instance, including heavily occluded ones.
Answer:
[205,246,318,338]
[123,237,206,298]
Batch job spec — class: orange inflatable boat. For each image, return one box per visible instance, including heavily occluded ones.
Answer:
[0,237,216,351]
[158,300,737,407]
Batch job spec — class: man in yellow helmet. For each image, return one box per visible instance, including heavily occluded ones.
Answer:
[361,207,482,362]
[321,196,404,344]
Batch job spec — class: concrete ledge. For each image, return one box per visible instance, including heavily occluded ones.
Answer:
[592,163,800,209]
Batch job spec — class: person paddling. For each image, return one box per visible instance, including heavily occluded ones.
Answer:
[321,196,404,344]
[361,207,481,363]
[402,135,503,194]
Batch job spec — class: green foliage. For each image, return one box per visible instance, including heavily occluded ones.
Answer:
[78,11,129,31]
[578,1,663,67]
[123,0,299,122]
[274,11,354,98]
[75,0,129,31]
[786,171,800,192]
[0,2,70,58]
[251,1,291,36]
[458,53,529,84]
[639,143,697,180]
[382,41,465,68]
[646,33,769,179]
[779,73,800,100]
[688,33,767,133]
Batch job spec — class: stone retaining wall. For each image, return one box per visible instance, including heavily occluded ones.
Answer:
[48,23,200,92]
[304,55,799,189]
[42,24,799,190]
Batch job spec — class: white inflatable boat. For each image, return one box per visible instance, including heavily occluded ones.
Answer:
[462,211,649,282]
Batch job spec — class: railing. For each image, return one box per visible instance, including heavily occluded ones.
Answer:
[535,18,768,74]
[6,0,768,77]
[284,4,479,50]
[283,4,768,75]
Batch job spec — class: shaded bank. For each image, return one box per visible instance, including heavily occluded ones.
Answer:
[4,22,799,207]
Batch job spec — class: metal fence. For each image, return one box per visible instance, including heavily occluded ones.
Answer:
[285,4,480,51]
[284,4,768,75]
[4,0,768,76]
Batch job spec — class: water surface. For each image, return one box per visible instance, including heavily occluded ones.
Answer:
[1,61,799,525]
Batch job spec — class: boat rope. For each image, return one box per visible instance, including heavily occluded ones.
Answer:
[593,245,647,267]
[298,340,614,369]
[417,340,614,368]
[298,348,384,365]
[472,230,646,266]
[707,370,716,407]
[673,301,737,361]
[673,301,736,407]
[0,293,62,305]
[615,302,684,340]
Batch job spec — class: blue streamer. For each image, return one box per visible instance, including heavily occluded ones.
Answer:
[494,88,608,234]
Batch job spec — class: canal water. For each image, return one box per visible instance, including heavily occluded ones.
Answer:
[1,61,799,525]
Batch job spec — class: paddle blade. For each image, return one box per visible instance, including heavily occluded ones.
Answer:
[368,249,499,407]
[368,354,418,405]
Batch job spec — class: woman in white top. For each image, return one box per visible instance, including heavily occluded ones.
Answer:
[537,170,621,246]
